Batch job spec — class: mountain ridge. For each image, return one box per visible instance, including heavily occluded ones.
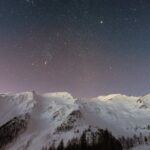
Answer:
[0,91,150,150]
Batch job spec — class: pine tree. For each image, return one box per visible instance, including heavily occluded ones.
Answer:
[57,140,64,150]
[80,131,87,150]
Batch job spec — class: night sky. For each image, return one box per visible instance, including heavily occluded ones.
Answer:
[0,0,150,97]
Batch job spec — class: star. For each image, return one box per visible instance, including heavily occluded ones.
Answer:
[44,60,48,65]
[100,20,104,24]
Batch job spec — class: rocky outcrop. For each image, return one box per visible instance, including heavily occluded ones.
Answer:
[0,114,30,149]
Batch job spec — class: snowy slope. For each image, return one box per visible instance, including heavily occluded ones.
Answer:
[0,91,150,150]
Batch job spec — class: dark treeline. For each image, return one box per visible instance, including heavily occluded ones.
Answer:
[0,114,29,149]
[119,132,150,149]
[44,128,150,150]
[45,129,122,150]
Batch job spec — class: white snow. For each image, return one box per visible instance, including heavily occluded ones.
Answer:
[1,91,150,150]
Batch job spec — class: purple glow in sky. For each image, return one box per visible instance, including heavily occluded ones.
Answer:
[0,0,150,97]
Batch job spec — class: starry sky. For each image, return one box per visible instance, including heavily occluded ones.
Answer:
[0,0,150,97]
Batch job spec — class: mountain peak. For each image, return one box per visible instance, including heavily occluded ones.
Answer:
[42,92,75,101]
[1,91,150,150]
[96,94,121,101]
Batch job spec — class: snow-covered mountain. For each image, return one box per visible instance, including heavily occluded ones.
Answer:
[0,91,150,150]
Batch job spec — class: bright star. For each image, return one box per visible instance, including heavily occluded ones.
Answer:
[44,61,48,65]
[100,20,104,24]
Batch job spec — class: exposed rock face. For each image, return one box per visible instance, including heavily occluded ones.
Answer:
[0,114,30,149]
[56,110,82,132]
